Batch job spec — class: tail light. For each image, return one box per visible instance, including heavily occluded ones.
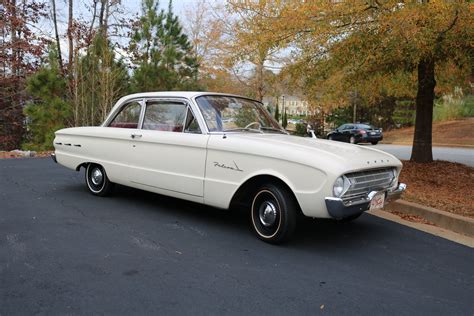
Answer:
[359,130,366,134]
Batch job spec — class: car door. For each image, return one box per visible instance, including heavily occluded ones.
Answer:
[129,98,208,198]
[333,124,346,141]
[342,124,354,142]
[101,99,145,183]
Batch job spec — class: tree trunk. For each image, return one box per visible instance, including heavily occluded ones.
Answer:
[51,0,64,75]
[98,0,106,35]
[67,0,73,74]
[410,57,435,163]
[6,0,25,150]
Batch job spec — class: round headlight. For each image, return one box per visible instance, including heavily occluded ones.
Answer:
[333,176,350,197]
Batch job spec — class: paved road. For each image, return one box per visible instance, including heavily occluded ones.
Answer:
[372,144,474,166]
[1,158,473,315]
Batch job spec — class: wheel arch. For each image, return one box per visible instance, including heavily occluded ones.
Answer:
[229,174,302,215]
[75,162,91,171]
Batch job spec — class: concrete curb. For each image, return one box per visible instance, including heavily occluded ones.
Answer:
[384,200,474,238]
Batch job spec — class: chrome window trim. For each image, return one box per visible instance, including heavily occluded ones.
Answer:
[183,106,202,134]
[190,96,210,134]
[137,99,146,129]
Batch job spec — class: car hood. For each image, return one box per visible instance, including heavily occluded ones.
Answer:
[210,133,401,174]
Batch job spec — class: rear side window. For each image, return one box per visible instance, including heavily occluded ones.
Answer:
[109,102,142,128]
[143,101,187,132]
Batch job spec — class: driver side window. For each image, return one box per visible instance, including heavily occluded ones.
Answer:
[143,101,187,132]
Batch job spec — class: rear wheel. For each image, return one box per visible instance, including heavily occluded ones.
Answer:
[349,136,356,144]
[371,141,378,145]
[250,183,297,244]
[328,135,334,141]
[85,163,114,196]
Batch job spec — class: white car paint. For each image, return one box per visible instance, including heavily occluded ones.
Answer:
[53,92,403,219]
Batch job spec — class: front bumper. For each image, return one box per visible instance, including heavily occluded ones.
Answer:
[325,183,406,219]
[359,134,383,142]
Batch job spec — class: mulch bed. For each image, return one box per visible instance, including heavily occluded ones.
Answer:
[389,211,436,226]
[0,151,52,159]
[399,160,474,219]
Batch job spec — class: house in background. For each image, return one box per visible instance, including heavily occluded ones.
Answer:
[262,95,316,116]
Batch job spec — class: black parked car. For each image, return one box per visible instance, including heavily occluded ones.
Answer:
[327,123,383,145]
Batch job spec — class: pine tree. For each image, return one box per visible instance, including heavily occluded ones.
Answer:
[274,104,280,122]
[24,47,72,150]
[282,109,288,129]
[75,34,129,126]
[130,0,199,92]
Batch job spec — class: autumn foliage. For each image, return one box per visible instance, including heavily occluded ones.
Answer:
[226,0,473,162]
[0,0,472,163]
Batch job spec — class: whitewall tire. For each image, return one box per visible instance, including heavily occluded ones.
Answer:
[250,183,297,244]
[85,163,114,196]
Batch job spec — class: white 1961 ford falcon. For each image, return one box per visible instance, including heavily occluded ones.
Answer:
[52,92,406,243]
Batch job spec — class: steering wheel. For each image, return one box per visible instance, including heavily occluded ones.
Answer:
[245,122,261,129]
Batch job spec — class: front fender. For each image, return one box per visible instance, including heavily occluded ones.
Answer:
[203,149,328,212]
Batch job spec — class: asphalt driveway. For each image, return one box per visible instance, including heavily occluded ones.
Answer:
[1,158,473,315]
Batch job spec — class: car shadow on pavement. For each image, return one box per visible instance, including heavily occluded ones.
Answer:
[109,184,387,250]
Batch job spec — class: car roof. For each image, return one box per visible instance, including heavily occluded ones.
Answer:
[116,91,255,103]
[105,91,261,127]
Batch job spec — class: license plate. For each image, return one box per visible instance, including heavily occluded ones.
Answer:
[370,192,385,210]
[370,132,376,135]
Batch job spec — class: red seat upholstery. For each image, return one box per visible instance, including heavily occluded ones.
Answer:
[110,122,138,128]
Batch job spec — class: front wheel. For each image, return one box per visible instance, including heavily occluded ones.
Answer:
[250,183,297,244]
[371,141,378,145]
[85,163,114,196]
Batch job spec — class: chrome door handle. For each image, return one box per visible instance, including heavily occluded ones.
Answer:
[131,134,142,139]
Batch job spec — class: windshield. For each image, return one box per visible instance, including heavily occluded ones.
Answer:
[195,95,284,133]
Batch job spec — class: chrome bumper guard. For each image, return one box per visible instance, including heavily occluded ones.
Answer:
[51,152,57,163]
[325,183,406,219]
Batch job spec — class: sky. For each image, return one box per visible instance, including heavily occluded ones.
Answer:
[37,0,220,43]
[36,0,281,75]
[33,0,223,64]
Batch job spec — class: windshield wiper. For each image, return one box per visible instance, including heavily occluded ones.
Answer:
[223,128,263,134]
[259,127,288,134]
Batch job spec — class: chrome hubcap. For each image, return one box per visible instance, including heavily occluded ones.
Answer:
[91,168,103,186]
[259,201,277,227]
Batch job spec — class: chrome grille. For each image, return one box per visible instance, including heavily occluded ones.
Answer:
[342,167,396,203]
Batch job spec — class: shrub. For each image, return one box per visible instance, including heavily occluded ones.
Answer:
[433,89,473,122]
[294,123,307,136]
